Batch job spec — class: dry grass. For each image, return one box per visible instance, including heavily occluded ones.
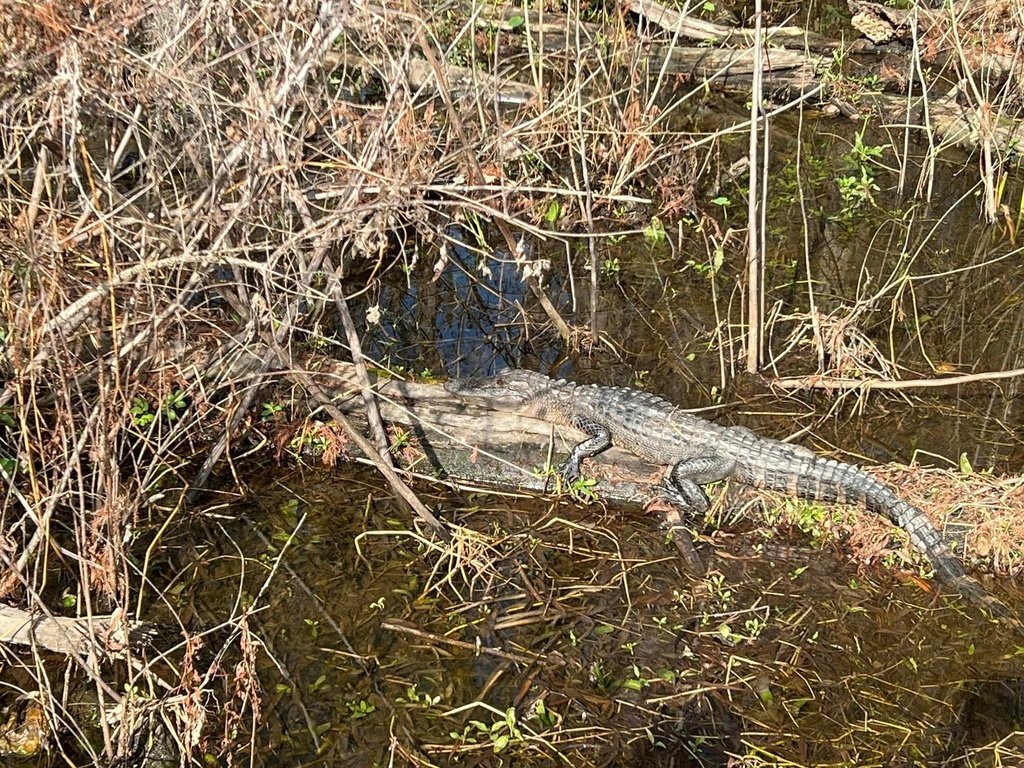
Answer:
[2,0,1024,763]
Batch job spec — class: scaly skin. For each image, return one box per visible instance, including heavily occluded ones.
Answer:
[446,369,1009,618]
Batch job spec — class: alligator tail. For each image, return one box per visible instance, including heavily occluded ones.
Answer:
[771,456,1012,620]
[861,481,1012,619]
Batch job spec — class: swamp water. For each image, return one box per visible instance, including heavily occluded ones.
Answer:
[174,465,1024,767]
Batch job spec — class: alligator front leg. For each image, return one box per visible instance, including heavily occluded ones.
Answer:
[557,419,612,484]
[663,455,736,513]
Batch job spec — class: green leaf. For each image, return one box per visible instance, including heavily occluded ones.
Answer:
[507,14,525,29]
[643,216,666,243]
[544,200,561,223]
[958,452,973,474]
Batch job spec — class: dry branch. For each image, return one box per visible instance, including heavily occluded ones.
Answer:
[771,365,1024,391]
[630,0,839,53]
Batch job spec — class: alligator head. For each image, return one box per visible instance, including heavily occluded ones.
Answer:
[444,369,565,417]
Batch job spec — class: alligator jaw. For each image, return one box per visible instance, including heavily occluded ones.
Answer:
[444,370,555,413]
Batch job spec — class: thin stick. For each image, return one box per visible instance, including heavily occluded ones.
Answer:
[270,341,447,536]
[745,0,764,373]
[414,25,574,343]
[328,258,394,463]
[381,620,540,664]
[771,366,1024,391]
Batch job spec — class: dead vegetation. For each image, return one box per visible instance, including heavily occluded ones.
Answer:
[1,0,1024,764]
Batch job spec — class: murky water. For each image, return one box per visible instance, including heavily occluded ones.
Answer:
[176,466,1023,766]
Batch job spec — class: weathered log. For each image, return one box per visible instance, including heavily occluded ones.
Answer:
[316,361,668,507]
[186,340,667,505]
[629,0,839,54]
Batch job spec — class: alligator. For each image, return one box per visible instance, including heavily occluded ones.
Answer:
[446,369,1009,618]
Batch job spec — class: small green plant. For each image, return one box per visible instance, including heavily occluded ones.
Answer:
[834,126,888,220]
[262,402,284,420]
[565,475,600,504]
[958,452,974,474]
[450,708,522,753]
[836,167,879,214]
[687,246,724,278]
[162,389,187,422]
[461,211,489,250]
[389,427,411,452]
[397,684,441,709]
[345,699,375,720]
[589,661,616,693]
[130,397,156,427]
[706,572,733,610]
[853,73,882,91]
[535,464,600,503]
[787,499,828,538]
[621,664,650,692]
[544,200,562,224]
[601,257,621,277]
[529,698,558,729]
[643,216,667,243]
[289,429,329,458]
[743,613,769,639]
[715,623,743,644]
[847,126,887,165]
[308,675,328,694]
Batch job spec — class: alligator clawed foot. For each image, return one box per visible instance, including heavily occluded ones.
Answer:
[662,479,710,515]
[556,461,581,488]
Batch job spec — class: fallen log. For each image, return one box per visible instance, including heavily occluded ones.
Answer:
[319,362,668,507]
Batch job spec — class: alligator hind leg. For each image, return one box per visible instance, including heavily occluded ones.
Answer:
[663,455,736,513]
[556,420,612,484]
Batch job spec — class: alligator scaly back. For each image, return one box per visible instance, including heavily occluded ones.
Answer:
[446,369,1015,622]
